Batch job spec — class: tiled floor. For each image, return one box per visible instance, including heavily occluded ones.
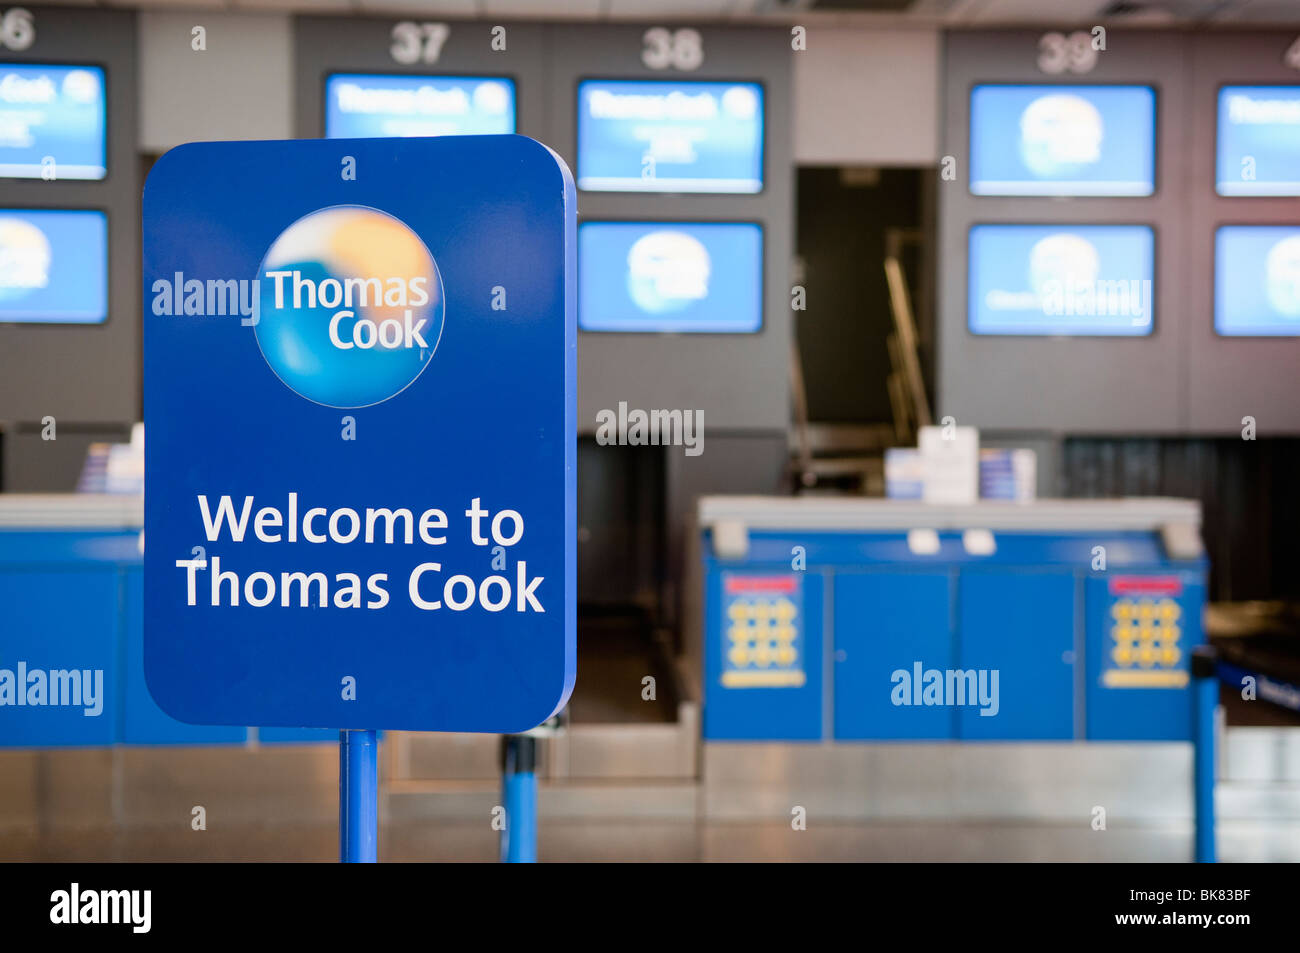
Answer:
[2,819,1296,862]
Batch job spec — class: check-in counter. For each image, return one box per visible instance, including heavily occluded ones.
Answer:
[695,497,1207,743]
[0,495,331,747]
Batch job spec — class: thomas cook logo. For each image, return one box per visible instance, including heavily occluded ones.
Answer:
[254,205,445,408]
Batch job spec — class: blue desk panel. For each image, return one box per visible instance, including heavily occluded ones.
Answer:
[703,567,824,741]
[1085,572,1205,741]
[957,570,1075,740]
[0,528,332,747]
[833,570,955,740]
[258,727,338,743]
[0,567,122,747]
[701,522,1206,744]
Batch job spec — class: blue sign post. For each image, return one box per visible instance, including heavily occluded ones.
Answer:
[142,135,577,862]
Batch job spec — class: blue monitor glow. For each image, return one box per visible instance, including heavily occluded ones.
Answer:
[579,221,762,333]
[969,84,1155,196]
[1216,86,1300,196]
[0,63,106,180]
[1216,226,1300,336]
[0,209,108,324]
[324,74,516,138]
[968,224,1154,336]
[577,79,763,193]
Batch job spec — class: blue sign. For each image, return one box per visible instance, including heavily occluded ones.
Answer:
[1216,225,1300,336]
[970,84,1155,196]
[1216,85,1300,196]
[0,209,107,324]
[0,63,106,180]
[579,221,762,333]
[968,224,1155,336]
[142,135,576,733]
[325,74,516,139]
[577,79,763,193]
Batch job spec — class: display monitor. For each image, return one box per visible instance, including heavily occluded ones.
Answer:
[968,224,1154,336]
[577,79,763,193]
[0,209,108,324]
[324,74,516,138]
[579,221,762,333]
[0,63,106,180]
[1215,226,1300,336]
[1216,86,1300,196]
[969,84,1156,196]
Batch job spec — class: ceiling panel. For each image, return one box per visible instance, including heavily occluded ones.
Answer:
[354,0,480,15]
[811,0,916,10]
[607,0,735,19]
[965,0,1112,24]
[480,0,604,19]
[230,0,353,11]
[104,0,231,10]
[1216,0,1300,23]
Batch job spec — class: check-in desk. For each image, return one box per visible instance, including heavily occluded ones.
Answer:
[696,497,1208,744]
[0,494,331,747]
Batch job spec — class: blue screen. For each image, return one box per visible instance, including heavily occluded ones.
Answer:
[0,209,107,324]
[579,222,762,333]
[0,64,105,180]
[324,74,515,138]
[577,79,763,193]
[968,224,1154,336]
[1216,226,1300,336]
[970,85,1155,196]
[1217,86,1300,196]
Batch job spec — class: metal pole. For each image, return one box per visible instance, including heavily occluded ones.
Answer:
[500,734,538,863]
[1191,647,1217,864]
[340,729,378,863]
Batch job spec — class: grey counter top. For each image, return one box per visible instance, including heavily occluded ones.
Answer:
[0,494,143,529]
[698,496,1200,532]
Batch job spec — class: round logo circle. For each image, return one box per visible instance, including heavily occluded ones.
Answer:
[254,205,444,408]
[626,230,711,315]
[1019,94,1103,178]
[1266,234,1300,319]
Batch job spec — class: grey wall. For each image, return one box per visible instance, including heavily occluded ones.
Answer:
[139,12,292,152]
[939,28,1300,437]
[938,30,1191,435]
[1186,32,1300,435]
[547,23,793,433]
[0,6,139,429]
[793,26,939,166]
[3,424,131,492]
